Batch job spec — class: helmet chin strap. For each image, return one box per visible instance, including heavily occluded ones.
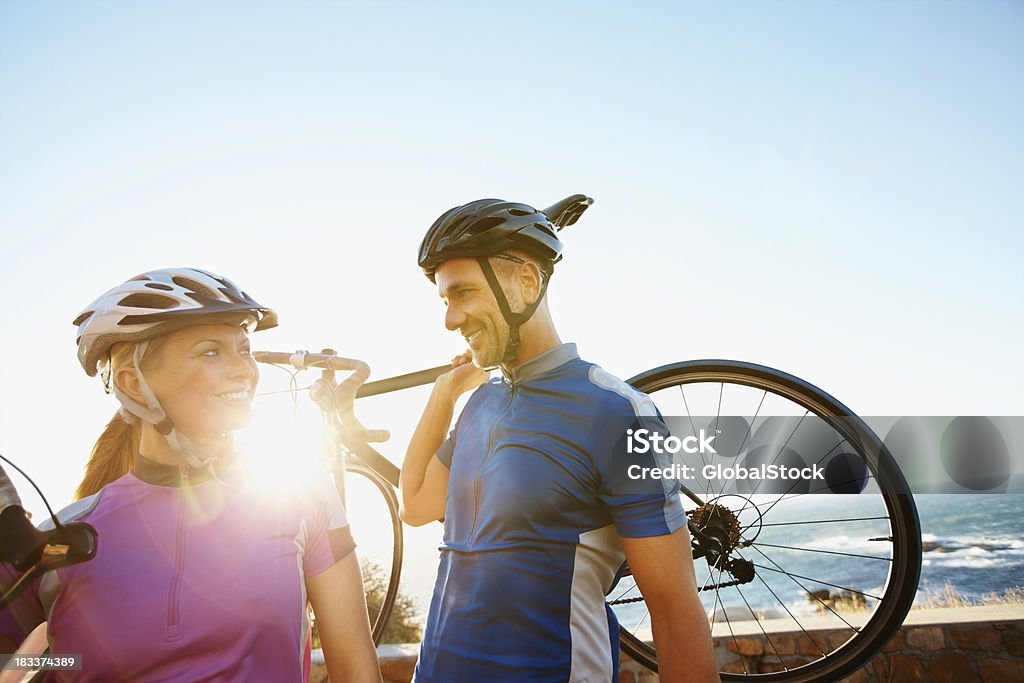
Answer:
[476,256,551,370]
[111,341,223,473]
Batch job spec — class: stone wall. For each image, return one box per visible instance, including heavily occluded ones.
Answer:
[311,606,1024,683]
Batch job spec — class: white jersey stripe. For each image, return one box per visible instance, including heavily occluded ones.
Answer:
[569,524,625,682]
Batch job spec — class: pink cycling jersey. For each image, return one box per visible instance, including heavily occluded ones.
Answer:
[0,454,354,682]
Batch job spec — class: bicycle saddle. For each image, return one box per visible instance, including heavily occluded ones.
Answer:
[541,194,594,229]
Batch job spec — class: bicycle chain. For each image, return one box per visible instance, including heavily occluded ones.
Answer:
[609,578,746,605]
[610,503,751,605]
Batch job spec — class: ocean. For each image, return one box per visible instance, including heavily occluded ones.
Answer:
[914,493,1024,599]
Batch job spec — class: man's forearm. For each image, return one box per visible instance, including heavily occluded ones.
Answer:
[400,384,455,507]
[651,610,720,683]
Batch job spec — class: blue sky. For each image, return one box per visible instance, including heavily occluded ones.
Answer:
[1,2,1022,516]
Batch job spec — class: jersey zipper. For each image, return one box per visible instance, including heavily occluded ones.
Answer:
[166,466,189,640]
[468,377,516,544]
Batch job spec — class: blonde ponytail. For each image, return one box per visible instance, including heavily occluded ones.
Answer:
[75,411,140,500]
[75,341,144,500]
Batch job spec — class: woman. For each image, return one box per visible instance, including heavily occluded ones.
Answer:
[0,268,381,682]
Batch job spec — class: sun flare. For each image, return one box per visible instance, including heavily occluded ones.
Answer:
[235,408,327,497]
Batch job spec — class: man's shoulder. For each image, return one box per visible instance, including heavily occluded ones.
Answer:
[563,359,660,419]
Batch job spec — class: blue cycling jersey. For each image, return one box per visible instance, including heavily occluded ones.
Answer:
[414,343,686,683]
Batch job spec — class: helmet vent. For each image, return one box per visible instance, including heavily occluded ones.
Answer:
[118,293,179,310]
[171,276,219,299]
[470,217,504,234]
[508,208,530,216]
[144,282,174,291]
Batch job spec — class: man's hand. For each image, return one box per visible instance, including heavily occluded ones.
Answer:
[434,351,488,402]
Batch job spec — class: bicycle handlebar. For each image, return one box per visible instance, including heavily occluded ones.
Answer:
[252,350,368,371]
[253,350,452,397]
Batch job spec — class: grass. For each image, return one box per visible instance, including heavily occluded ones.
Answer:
[913,581,1024,610]
[801,582,1024,616]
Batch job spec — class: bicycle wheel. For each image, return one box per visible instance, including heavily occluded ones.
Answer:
[344,461,404,645]
[610,360,921,682]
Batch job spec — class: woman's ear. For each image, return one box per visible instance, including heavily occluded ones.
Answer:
[113,366,145,405]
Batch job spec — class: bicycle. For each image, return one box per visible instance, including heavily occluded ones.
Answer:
[248,350,922,683]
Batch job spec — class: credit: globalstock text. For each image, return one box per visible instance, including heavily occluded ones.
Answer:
[626,463,827,481]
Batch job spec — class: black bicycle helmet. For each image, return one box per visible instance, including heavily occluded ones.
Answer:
[418,199,566,282]
[417,194,593,368]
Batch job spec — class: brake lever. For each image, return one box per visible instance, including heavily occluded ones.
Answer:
[1,522,97,609]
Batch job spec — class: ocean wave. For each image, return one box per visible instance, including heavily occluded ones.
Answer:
[919,534,1024,555]
[923,557,1005,569]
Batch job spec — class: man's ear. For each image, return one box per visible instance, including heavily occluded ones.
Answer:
[519,260,544,306]
[113,366,145,404]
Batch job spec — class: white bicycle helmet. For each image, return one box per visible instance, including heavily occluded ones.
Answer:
[74,268,278,472]
[74,268,277,377]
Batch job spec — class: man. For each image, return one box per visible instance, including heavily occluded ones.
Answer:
[400,195,719,682]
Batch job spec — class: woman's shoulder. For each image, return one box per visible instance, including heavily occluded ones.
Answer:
[38,471,141,531]
[38,491,105,531]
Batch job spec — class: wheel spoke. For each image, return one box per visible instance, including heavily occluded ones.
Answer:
[631,599,652,638]
[736,472,883,536]
[759,516,891,527]
[737,546,831,658]
[751,563,883,603]
[708,382,724,499]
[741,438,844,524]
[746,541,865,632]
[736,583,789,672]
[752,541,892,562]
[714,561,750,676]
[742,411,808,503]
[678,385,715,499]
[608,580,638,605]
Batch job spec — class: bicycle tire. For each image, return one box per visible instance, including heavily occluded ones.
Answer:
[612,360,921,682]
[346,461,404,645]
